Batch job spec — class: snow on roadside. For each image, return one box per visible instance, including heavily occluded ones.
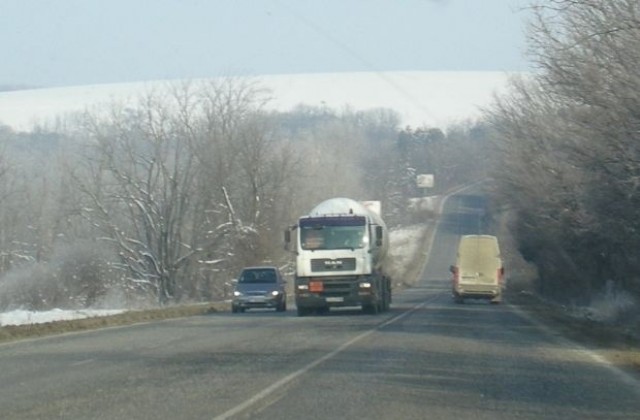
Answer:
[0,308,125,327]
[387,224,430,287]
[0,222,431,327]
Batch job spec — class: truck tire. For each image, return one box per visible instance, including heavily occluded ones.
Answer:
[297,306,311,317]
[362,302,379,315]
[383,288,391,311]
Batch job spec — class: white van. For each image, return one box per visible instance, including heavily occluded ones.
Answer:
[450,235,504,304]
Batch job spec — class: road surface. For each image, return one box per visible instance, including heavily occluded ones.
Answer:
[1,189,639,419]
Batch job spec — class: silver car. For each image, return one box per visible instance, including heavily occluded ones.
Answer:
[231,266,287,313]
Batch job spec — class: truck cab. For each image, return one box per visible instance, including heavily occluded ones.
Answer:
[285,198,391,316]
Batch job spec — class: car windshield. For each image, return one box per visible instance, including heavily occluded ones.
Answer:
[239,269,276,284]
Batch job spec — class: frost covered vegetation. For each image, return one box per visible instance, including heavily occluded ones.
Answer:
[489,0,640,317]
[1,0,639,330]
[0,78,487,311]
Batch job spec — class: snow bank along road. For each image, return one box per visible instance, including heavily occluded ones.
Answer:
[1,188,639,419]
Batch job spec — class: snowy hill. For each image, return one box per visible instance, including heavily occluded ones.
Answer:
[0,71,516,131]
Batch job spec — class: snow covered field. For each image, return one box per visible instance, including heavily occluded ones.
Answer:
[0,71,516,131]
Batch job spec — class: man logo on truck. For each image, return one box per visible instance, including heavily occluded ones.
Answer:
[325,260,343,267]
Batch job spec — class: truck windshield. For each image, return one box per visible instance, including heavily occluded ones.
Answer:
[300,216,367,250]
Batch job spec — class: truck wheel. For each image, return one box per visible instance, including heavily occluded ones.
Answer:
[317,306,330,315]
[362,303,379,315]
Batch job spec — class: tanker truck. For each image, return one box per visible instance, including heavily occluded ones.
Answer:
[284,198,391,316]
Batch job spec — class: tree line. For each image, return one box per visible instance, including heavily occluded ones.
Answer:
[0,78,488,310]
[7,0,635,313]
[488,0,640,306]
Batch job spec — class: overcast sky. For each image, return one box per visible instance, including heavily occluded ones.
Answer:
[2,0,531,88]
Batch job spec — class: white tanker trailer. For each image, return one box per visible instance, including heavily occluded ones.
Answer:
[284,198,391,316]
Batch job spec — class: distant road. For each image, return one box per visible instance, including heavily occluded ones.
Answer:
[1,188,639,419]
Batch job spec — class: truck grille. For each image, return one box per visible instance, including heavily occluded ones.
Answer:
[321,279,358,296]
[310,258,356,272]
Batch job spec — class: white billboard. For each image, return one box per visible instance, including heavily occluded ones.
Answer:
[417,174,434,188]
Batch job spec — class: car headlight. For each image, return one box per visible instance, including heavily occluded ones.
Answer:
[233,291,242,297]
[359,282,372,289]
[271,290,280,296]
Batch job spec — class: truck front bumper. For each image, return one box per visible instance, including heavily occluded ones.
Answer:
[295,291,377,309]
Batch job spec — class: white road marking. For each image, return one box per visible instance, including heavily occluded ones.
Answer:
[70,358,95,366]
[509,303,640,395]
[212,303,426,420]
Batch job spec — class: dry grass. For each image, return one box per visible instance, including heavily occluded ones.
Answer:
[497,211,640,378]
[508,291,640,377]
[0,301,229,344]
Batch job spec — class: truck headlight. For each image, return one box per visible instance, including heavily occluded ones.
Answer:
[271,290,280,296]
[359,282,372,289]
[233,291,242,297]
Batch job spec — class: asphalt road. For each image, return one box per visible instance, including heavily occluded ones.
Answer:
[2,189,640,419]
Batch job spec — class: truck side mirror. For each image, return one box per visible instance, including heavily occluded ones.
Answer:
[375,226,383,246]
[284,229,291,251]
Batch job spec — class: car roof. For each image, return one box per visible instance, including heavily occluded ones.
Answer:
[241,266,279,271]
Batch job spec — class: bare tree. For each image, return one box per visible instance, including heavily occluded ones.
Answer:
[489,0,640,301]
[73,86,203,304]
